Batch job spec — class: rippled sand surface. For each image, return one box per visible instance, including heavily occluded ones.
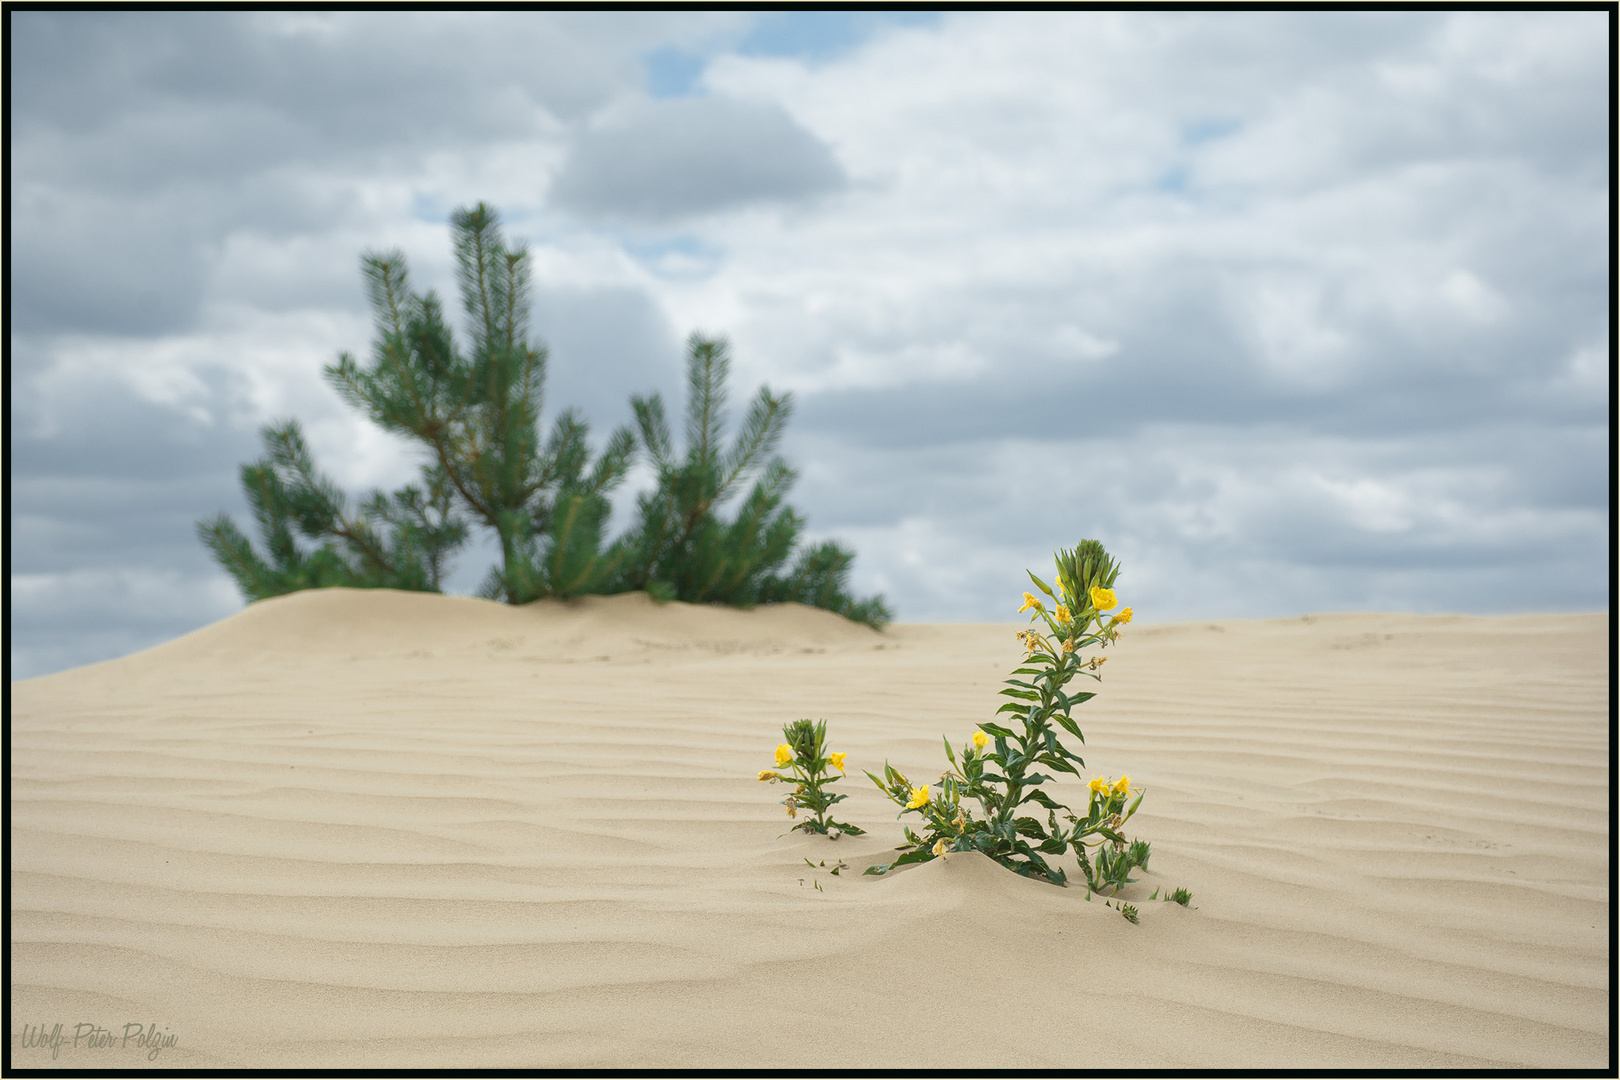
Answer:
[10,590,1609,1068]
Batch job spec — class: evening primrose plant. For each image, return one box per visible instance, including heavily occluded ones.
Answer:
[758,719,864,837]
[865,540,1152,896]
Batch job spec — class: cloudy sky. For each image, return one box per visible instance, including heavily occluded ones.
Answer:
[10,10,1611,680]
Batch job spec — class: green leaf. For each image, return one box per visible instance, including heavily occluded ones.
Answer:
[890,849,936,869]
[980,722,1016,738]
[863,864,890,876]
[1019,788,1066,811]
[1013,816,1047,839]
[1037,753,1081,777]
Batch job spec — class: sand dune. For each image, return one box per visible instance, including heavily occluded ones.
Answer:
[10,590,1609,1068]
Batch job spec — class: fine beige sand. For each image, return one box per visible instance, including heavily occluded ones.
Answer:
[9,590,1610,1069]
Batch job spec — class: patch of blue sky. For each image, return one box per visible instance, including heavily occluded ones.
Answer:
[644,12,942,98]
[1156,165,1190,194]
[621,234,723,278]
[1182,118,1241,145]
[737,11,942,63]
[645,46,708,99]
[412,191,451,224]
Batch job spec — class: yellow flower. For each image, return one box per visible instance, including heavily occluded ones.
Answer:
[932,838,949,858]
[1089,775,1110,794]
[1089,585,1117,611]
[757,770,777,782]
[1113,775,1131,795]
[1018,591,1044,614]
[829,752,847,772]
[906,785,931,809]
[1114,606,1133,625]
[774,744,793,767]
[971,730,988,752]
[1056,604,1072,624]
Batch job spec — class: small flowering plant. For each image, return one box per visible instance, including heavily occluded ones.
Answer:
[758,718,864,836]
[866,540,1150,894]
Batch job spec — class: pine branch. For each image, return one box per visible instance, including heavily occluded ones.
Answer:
[631,393,672,472]
[717,386,792,504]
[684,334,730,478]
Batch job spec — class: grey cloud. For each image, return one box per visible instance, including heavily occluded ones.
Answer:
[548,96,846,220]
[6,11,723,336]
[530,285,685,433]
[9,186,212,335]
[10,370,264,569]
[9,11,662,157]
[788,419,1608,627]
[9,379,261,678]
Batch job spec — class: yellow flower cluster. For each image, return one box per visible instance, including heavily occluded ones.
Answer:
[1088,775,1131,795]
[1114,606,1133,625]
[1018,591,1044,614]
[1089,585,1117,611]
[906,785,931,809]
[762,746,846,777]
[971,730,989,752]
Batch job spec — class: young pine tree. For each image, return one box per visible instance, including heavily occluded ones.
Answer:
[324,203,635,602]
[197,419,469,600]
[609,334,891,628]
